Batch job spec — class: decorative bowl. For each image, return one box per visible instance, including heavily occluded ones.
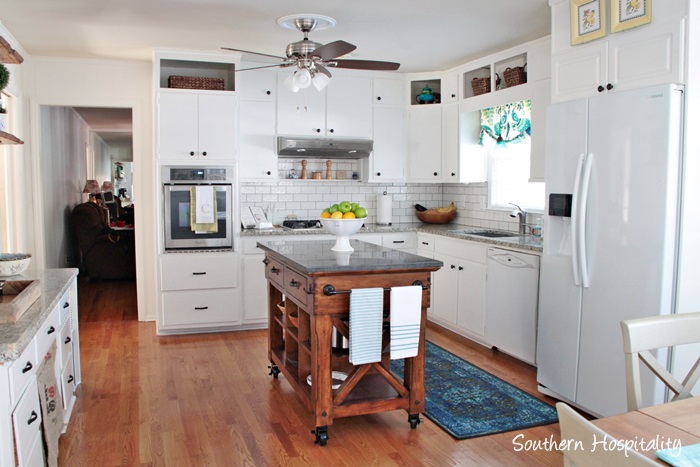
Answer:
[415,209,457,224]
[0,253,32,276]
[320,218,365,252]
[306,371,348,390]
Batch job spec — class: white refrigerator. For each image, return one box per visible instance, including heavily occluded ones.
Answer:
[536,84,684,417]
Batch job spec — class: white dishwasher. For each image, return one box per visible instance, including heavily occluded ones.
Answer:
[485,247,540,365]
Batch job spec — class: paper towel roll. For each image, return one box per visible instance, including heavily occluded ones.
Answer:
[377,193,392,225]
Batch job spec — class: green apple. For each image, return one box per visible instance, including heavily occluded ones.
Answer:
[329,204,339,214]
[322,208,330,214]
[350,202,358,212]
[338,201,352,214]
[354,207,367,219]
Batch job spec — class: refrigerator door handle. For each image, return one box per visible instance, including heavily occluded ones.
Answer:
[571,153,586,286]
[579,153,594,288]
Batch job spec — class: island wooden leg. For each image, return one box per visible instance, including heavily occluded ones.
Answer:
[404,308,427,425]
[312,314,334,445]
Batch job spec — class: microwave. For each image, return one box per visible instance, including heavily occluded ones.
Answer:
[162,166,234,251]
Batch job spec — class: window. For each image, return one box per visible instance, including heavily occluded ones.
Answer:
[479,100,544,211]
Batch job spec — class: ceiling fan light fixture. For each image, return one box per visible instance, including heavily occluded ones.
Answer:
[284,71,301,92]
[292,68,312,89]
[312,71,331,91]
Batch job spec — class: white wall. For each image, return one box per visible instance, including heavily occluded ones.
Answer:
[26,56,155,321]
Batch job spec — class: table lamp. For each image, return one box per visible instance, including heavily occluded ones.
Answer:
[82,179,100,202]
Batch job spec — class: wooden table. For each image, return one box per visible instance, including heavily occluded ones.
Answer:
[593,397,700,463]
[257,239,442,446]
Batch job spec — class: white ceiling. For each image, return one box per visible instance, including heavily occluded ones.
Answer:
[1,1,550,152]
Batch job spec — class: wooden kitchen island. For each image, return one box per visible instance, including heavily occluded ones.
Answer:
[257,239,442,445]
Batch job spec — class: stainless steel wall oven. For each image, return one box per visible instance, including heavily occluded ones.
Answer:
[162,166,234,250]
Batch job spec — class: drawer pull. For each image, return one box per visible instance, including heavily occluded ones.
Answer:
[262,258,270,265]
[63,302,70,308]
[67,375,74,383]
[27,410,38,425]
[392,240,405,244]
[194,306,209,310]
[65,336,72,344]
[421,241,429,245]
[47,326,56,334]
[192,272,207,275]
[289,279,301,288]
[22,362,33,373]
[270,267,281,275]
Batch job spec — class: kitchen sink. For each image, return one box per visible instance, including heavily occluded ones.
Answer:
[448,229,521,238]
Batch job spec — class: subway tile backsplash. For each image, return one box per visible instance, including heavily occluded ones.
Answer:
[240,180,535,233]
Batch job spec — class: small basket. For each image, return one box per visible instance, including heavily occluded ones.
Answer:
[471,73,501,96]
[168,75,225,91]
[503,64,527,88]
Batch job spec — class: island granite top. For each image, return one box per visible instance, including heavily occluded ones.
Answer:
[257,239,443,274]
[0,268,78,362]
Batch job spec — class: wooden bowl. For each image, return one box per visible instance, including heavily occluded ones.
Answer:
[288,311,299,328]
[415,209,457,224]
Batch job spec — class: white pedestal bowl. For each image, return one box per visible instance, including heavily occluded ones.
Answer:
[320,218,365,252]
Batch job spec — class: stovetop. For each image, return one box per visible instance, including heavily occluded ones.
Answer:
[282,219,322,230]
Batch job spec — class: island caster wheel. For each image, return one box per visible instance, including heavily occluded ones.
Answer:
[312,426,329,446]
[408,414,421,429]
[268,364,280,378]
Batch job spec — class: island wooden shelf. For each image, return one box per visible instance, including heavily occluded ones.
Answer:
[0,36,23,64]
[0,130,23,145]
[258,239,442,446]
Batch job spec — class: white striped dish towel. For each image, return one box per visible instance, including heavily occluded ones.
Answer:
[390,285,422,360]
[349,288,384,365]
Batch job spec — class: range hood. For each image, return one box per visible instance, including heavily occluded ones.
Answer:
[276,136,373,159]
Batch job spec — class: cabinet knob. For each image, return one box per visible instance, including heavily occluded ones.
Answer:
[329,129,334,133]
[65,336,72,344]
[202,151,207,156]
[376,172,381,177]
[22,361,32,373]
[377,96,382,101]
[190,151,195,156]
[606,83,614,91]
[451,172,456,177]
[433,172,438,176]
[67,375,74,383]
[315,128,321,133]
[266,90,271,95]
[451,93,456,98]
[458,266,464,271]
[266,171,272,175]
[47,326,55,335]
[597,85,605,93]
[63,302,70,308]
[27,410,38,425]
[450,265,456,269]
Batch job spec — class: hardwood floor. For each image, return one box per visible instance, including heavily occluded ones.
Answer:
[59,279,564,466]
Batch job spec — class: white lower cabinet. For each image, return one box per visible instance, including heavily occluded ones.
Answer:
[159,252,241,333]
[419,234,487,342]
[1,275,80,467]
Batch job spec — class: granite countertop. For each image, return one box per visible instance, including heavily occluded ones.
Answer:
[257,240,443,274]
[242,222,543,253]
[0,268,78,362]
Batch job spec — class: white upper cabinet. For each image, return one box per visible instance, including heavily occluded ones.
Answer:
[407,105,442,181]
[276,74,372,138]
[441,73,460,103]
[373,77,405,106]
[441,104,459,182]
[158,91,237,161]
[371,106,406,181]
[236,67,276,101]
[549,0,685,103]
[239,99,277,180]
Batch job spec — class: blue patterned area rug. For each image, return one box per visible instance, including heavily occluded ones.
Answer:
[391,341,558,439]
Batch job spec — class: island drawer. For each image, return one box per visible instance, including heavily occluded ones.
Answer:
[35,306,59,360]
[9,340,38,405]
[265,256,285,289]
[284,268,308,306]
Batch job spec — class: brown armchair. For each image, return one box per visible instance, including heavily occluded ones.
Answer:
[71,202,136,280]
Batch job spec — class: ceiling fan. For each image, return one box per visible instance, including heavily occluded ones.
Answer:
[222,14,400,92]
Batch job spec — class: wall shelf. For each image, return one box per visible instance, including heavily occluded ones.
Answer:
[0,130,23,145]
[0,36,23,64]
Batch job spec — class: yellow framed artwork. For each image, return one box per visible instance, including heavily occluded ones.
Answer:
[570,0,606,45]
[611,0,652,33]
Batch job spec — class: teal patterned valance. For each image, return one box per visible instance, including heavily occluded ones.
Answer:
[479,100,532,146]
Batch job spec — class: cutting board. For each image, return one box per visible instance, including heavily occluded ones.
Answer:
[0,280,41,324]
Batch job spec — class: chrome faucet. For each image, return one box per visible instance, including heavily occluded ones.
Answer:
[509,203,528,235]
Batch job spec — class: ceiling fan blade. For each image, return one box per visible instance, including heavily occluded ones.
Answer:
[315,63,332,78]
[221,47,287,61]
[330,59,401,71]
[311,40,356,60]
[235,64,286,72]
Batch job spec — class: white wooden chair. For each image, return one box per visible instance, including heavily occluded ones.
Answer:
[621,311,700,411]
[556,402,656,466]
